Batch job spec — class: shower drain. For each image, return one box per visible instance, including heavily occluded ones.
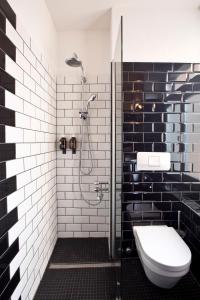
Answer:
[49,262,120,269]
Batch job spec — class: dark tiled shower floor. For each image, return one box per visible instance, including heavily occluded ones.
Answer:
[34,267,118,300]
[50,238,109,264]
[122,258,200,300]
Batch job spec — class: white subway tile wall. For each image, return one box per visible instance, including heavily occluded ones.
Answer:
[5,17,57,300]
[57,76,111,238]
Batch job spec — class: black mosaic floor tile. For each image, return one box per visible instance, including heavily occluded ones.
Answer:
[50,238,109,264]
[121,258,200,300]
[34,268,118,300]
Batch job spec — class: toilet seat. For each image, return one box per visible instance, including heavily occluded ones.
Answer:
[133,226,191,272]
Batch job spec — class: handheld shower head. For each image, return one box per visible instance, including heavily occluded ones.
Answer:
[86,94,96,111]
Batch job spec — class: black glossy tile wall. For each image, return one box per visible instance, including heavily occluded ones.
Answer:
[122,62,200,258]
[0,1,19,297]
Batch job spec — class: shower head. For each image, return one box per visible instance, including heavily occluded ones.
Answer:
[65,53,82,68]
[65,53,87,83]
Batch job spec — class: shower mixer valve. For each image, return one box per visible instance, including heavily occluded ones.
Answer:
[94,181,109,201]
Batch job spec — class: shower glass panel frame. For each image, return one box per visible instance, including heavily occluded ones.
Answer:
[110,16,123,260]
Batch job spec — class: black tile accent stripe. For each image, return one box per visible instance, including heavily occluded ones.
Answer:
[0,177,16,202]
[0,197,7,219]
[0,68,15,94]
[0,239,19,277]
[0,269,20,299]
[0,48,5,70]
[0,30,16,62]
[0,162,6,182]
[0,0,16,29]
[0,87,5,106]
[0,234,8,257]
[0,125,5,142]
[0,10,6,33]
[0,144,16,162]
[0,3,18,298]
[0,267,10,295]
[0,207,18,239]
[0,106,15,126]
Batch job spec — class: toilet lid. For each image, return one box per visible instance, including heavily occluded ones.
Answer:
[133,226,191,272]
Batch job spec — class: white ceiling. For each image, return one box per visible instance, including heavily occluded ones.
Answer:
[45,0,200,31]
[45,0,117,31]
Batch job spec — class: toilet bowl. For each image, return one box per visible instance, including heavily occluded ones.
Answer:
[133,225,191,289]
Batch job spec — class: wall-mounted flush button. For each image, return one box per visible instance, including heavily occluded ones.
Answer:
[59,137,67,154]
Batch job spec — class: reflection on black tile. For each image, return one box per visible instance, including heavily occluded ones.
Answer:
[154,63,172,72]
[0,239,18,276]
[124,92,143,102]
[0,269,20,300]
[143,173,162,182]
[0,176,16,201]
[193,64,200,72]
[134,123,152,132]
[123,62,134,71]
[0,208,18,239]
[144,113,162,122]
[168,73,187,82]
[189,74,200,82]
[0,68,15,93]
[0,144,15,162]
[0,267,9,295]
[123,82,133,91]
[0,197,7,220]
[172,183,190,192]
[0,30,16,62]
[174,83,192,92]
[0,106,15,128]
[124,113,143,123]
[144,93,163,102]
[143,193,161,201]
[183,93,200,102]
[0,0,16,28]
[0,87,5,106]
[0,233,8,257]
[0,48,5,70]
[153,183,171,192]
[134,82,153,92]
[174,63,192,72]
[0,11,6,33]
[124,133,143,142]
[123,143,133,152]
[163,173,181,182]
[0,162,6,182]
[129,72,148,82]
[154,83,172,92]
[133,183,152,192]
[134,63,153,71]
[164,93,182,102]
[149,72,167,82]
[144,133,162,142]
[134,143,152,152]
[0,125,5,142]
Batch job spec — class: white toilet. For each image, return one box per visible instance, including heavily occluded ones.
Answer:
[133,225,191,289]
